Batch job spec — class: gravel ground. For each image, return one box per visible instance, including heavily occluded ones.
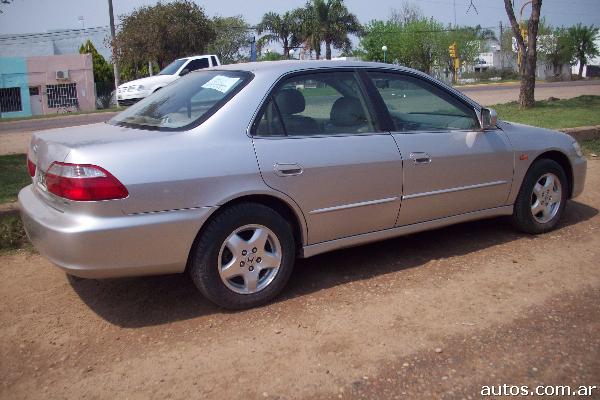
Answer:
[0,165,598,400]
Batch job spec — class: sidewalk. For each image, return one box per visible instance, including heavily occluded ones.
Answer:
[0,111,118,134]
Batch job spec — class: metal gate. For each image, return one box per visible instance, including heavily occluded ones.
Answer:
[46,83,78,108]
[0,87,23,113]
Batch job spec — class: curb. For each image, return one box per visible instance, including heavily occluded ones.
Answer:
[0,202,19,218]
[560,126,600,142]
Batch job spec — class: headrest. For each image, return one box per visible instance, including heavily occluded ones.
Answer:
[330,97,366,127]
[275,88,305,115]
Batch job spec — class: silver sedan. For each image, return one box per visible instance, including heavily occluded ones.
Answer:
[19,61,587,309]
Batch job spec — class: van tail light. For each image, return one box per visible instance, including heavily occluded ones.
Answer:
[27,157,36,177]
[45,162,128,201]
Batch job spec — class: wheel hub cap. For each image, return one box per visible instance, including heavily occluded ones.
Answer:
[218,224,282,294]
[531,173,562,224]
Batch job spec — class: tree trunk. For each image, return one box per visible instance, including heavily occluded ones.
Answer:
[283,39,289,59]
[325,41,332,60]
[578,59,584,78]
[504,0,542,109]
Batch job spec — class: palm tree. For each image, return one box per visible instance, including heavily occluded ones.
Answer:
[567,23,599,78]
[295,5,322,59]
[306,0,363,60]
[256,11,301,58]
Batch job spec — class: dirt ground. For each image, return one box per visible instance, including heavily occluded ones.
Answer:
[1,160,599,400]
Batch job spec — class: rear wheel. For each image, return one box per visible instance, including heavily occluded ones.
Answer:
[512,159,568,234]
[189,203,295,309]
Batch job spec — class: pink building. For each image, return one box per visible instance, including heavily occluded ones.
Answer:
[26,54,96,115]
[1,54,97,118]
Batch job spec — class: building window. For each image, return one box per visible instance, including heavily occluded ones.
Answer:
[46,83,78,108]
[0,87,23,113]
[29,87,40,96]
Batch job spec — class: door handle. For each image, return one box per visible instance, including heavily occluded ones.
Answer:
[274,163,303,176]
[409,152,432,165]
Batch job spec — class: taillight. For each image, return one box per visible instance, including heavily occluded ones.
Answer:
[27,157,36,177]
[45,162,128,201]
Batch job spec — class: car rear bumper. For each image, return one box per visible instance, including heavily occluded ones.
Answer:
[19,185,215,279]
[571,156,586,199]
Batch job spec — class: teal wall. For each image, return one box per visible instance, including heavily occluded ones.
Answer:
[0,57,31,118]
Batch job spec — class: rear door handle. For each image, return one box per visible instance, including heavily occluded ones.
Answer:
[274,163,303,176]
[409,152,432,165]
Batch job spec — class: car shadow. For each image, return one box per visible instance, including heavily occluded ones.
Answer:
[69,201,598,328]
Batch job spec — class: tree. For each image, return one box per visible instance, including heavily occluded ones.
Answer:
[567,23,599,78]
[308,0,363,60]
[209,16,252,64]
[256,11,301,58]
[441,25,487,81]
[504,0,542,109]
[113,0,215,74]
[79,40,114,83]
[389,1,422,26]
[537,21,572,77]
[359,18,449,74]
[295,5,323,59]
[0,0,12,14]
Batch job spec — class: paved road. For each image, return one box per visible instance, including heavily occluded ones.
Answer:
[459,80,600,106]
[1,160,599,399]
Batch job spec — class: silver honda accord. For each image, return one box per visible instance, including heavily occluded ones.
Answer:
[19,61,586,309]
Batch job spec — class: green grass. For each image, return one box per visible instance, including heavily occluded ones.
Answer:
[0,107,120,123]
[492,95,600,130]
[581,138,600,156]
[0,154,30,204]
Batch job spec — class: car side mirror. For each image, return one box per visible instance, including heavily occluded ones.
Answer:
[478,107,497,130]
[179,68,190,77]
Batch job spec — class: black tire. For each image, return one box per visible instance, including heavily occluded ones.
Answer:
[512,158,568,234]
[189,203,296,310]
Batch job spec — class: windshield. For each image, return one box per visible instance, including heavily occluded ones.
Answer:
[110,70,251,131]
[158,59,187,75]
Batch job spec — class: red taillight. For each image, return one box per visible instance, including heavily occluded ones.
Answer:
[45,162,128,201]
[27,157,36,177]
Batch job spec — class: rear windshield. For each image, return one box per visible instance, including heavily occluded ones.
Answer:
[158,59,187,75]
[110,70,252,131]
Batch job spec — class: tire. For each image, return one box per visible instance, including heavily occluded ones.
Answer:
[189,203,296,310]
[512,159,568,234]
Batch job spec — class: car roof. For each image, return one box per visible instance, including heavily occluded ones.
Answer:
[215,60,400,73]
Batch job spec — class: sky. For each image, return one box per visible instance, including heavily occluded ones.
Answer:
[0,0,598,36]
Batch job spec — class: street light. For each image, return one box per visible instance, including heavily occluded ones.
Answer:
[382,45,388,63]
[289,49,295,60]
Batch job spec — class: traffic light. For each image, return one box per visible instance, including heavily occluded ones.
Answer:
[449,43,457,58]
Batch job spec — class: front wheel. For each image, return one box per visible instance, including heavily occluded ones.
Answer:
[512,159,568,234]
[189,203,296,310]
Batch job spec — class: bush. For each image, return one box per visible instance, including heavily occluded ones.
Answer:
[461,68,518,82]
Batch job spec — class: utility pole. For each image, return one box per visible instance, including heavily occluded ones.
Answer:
[453,0,457,27]
[108,0,120,106]
[499,20,504,70]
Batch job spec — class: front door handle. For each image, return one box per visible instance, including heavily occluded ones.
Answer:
[274,163,303,176]
[409,152,432,165]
